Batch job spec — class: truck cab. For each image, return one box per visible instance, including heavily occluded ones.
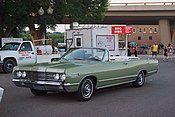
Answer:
[0,41,36,73]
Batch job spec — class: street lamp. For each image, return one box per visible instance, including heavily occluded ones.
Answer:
[38,6,54,39]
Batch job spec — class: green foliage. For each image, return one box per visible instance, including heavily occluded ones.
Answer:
[47,32,64,46]
[0,0,108,37]
[20,32,64,47]
[65,0,108,22]
[19,32,33,41]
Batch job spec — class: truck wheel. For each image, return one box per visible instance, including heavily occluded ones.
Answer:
[3,59,17,73]
[30,89,48,96]
[132,71,145,87]
[77,78,94,101]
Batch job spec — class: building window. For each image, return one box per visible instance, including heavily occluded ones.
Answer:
[139,28,142,33]
[154,28,157,33]
[138,36,141,40]
[133,28,136,33]
[149,28,153,33]
[149,36,152,40]
[76,38,81,46]
[143,28,146,33]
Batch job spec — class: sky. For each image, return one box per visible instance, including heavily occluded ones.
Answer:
[49,0,175,33]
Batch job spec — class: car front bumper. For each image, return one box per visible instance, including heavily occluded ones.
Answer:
[12,79,79,93]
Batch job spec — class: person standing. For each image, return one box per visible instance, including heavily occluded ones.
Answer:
[152,42,158,59]
[134,46,138,57]
[163,46,168,61]
[127,44,131,56]
[167,44,174,62]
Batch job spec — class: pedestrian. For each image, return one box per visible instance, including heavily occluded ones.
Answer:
[151,42,158,59]
[167,43,174,62]
[134,46,138,57]
[163,46,168,62]
[127,44,131,56]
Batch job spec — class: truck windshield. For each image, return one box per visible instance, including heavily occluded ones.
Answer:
[0,43,20,51]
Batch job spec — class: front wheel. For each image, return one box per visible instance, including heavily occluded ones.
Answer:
[3,59,16,73]
[30,89,48,96]
[77,78,94,101]
[132,71,145,87]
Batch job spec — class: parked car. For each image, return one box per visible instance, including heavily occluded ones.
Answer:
[12,47,158,101]
[0,87,4,103]
[0,41,55,73]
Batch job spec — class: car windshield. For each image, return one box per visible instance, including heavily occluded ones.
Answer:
[61,48,106,61]
[0,43,20,51]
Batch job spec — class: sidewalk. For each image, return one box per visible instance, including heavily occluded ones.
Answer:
[138,54,175,59]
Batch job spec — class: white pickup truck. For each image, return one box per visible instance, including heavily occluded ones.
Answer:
[0,41,60,73]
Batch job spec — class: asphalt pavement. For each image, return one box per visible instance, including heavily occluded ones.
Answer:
[0,56,175,117]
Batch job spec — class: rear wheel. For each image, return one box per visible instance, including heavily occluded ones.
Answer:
[132,71,145,87]
[30,89,48,96]
[3,59,16,73]
[77,78,94,101]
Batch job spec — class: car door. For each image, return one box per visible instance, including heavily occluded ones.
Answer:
[18,42,36,64]
[96,60,138,88]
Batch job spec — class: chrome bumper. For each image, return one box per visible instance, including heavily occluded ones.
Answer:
[12,78,79,92]
[12,79,69,92]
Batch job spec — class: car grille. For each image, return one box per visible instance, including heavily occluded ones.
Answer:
[27,71,46,80]
[15,71,55,81]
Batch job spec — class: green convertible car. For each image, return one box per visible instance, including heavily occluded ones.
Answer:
[12,47,158,101]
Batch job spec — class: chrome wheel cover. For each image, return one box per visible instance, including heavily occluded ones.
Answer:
[81,79,93,99]
[138,73,144,85]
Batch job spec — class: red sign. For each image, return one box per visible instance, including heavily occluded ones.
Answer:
[111,26,125,34]
[125,26,133,34]
[111,26,133,34]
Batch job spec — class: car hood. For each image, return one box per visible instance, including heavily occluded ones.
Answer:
[15,60,97,73]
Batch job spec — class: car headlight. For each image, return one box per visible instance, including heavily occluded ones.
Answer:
[53,73,66,81]
[22,72,27,78]
[60,74,66,81]
[54,73,60,80]
[16,71,22,77]
[16,71,27,78]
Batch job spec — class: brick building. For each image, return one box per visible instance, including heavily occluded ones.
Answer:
[128,25,161,46]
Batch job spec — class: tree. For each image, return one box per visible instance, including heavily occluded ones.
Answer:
[0,0,108,40]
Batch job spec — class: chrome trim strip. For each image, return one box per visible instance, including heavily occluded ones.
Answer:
[12,79,79,86]
[97,80,136,89]
[64,83,79,86]
[148,70,158,74]
[12,79,22,82]
[12,79,62,86]
[99,74,137,82]
[36,81,61,85]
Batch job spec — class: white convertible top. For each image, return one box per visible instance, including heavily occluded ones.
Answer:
[110,56,140,61]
